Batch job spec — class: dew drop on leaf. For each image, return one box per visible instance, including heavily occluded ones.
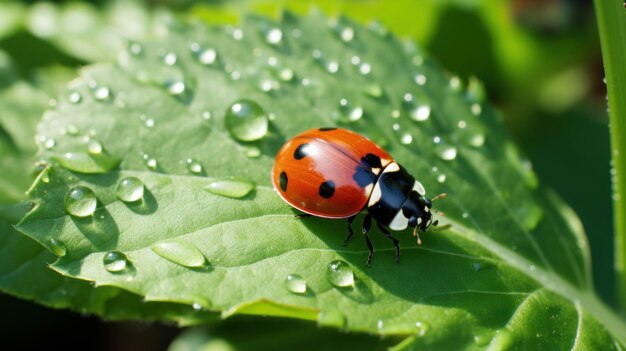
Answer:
[401,134,413,145]
[225,99,269,142]
[438,146,458,161]
[414,74,427,86]
[116,177,144,203]
[326,260,354,287]
[43,138,55,150]
[151,241,206,268]
[265,28,283,45]
[64,186,97,217]
[49,238,67,257]
[192,302,203,311]
[285,274,307,294]
[163,52,177,66]
[243,146,261,158]
[437,174,446,183]
[68,91,82,104]
[187,159,202,174]
[415,321,429,336]
[204,178,255,199]
[87,140,103,155]
[103,251,131,273]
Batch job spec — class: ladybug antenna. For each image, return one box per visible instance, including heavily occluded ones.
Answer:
[412,226,422,246]
[431,193,447,202]
[431,209,445,216]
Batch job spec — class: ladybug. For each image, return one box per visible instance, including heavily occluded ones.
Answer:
[271,127,445,265]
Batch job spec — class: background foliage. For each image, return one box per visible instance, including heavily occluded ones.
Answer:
[0,0,617,350]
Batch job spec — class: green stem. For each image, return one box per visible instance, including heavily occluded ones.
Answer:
[594,0,626,312]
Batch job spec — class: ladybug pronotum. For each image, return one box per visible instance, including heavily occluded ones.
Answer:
[271,127,445,266]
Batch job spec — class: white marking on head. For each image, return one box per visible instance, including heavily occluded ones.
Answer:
[384,162,400,173]
[371,167,381,175]
[413,180,426,196]
[389,210,409,230]
[381,158,392,167]
[368,182,382,206]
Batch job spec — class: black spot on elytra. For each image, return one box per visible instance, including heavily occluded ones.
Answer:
[318,127,337,131]
[279,171,288,191]
[319,180,335,198]
[293,143,309,160]
[361,153,382,169]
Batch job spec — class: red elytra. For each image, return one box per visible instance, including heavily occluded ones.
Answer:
[271,127,392,218]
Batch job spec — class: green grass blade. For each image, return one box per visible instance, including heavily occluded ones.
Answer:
[594,0,626,312]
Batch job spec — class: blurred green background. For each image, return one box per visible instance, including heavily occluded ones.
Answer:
[0,0,612,349]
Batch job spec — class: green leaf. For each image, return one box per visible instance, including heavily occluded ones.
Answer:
[594,0,626,311]
[15,12,626,348]
[0,218,220,325]
[24,0,170,63]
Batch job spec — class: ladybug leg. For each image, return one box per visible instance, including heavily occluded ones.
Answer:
[342,215,357,246]
[376,222,401,263]
[294,213,312,219]
[362,214,374,266]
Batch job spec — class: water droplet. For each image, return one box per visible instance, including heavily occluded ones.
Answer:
[67,124,79,135]
[473,333,491,346]
[90,83,111,101]
[458,120,467,129]
[151,241,206,268]
[437,174,446,183]
[351,56,361,65]
[260,79,279,92]
[49,238,67,257]
[167,81,186,96]
[193,46,217,65]
[144,118,155,128]
[68,91,82,104]
[116,177,144,202]
[414,74,427,86]
[471,103,482,116]
[401,134,413,145]
[318,310,347,328]
[439,146,457,161]
[278,68,294,82]
[143,155,158,170]
[326,260,354,287]
[529,264,536,271]
[340,27,355,42]
[470,134,485,147]
[392,123,400,131]
[412,55,424,66]
[163,52,177,66]
[266,28,283,45]
[54,152,120,173]
[192,302,203,311]
[187,159,202,174]
[43,138,55,149]
[391,110,401,119]
[204,178,255,199]
[415,321,429,336]
[243,146,261,158]
[202,111,212,121]
[403,93,431,122]
[327,61,339,74]
[285,274,307,294]
[364,84,383,98]
[103,251,131,273]
[462,213,469,219]
[128,42,143,55]
[377,320,384,330]
[64,186,97,217]
[225,99,269,142]
[232,28,243,40]
[87,140,102,155]
[449,76,462,91]
[338,99,363,122]
[358,63,371,75]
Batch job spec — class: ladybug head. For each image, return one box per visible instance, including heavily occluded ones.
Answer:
[405,192,446,244]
